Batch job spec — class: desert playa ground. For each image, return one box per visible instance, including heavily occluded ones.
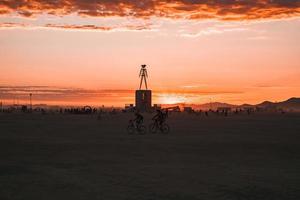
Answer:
[0,112,300,200]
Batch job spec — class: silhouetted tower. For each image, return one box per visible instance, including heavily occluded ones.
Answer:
[136,64,152,112]
[139,64,148,90]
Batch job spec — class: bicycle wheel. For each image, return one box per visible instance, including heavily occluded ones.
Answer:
[138,125,147,135]
[149,123,157,134]
[161,124,170,134]
[127,125,135,134]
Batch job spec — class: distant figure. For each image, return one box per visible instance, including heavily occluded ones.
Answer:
[247,109,251,115]
[139,64,148,90]
[152,109,164,127]
[205,111,208,117]
[133,111,144,128]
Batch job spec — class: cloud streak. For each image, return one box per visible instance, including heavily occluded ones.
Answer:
[0,22,26,28]
[180,27,248,38]
[0,22,153,31]
[45,23,152,31]
[1,0,300,21]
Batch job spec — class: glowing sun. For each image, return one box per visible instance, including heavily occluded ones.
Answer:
[159,94,187,104]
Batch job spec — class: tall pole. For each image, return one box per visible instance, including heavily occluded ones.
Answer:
[29,93,32,111]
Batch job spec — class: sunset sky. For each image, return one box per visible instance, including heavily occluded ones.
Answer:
[0,0,300,106]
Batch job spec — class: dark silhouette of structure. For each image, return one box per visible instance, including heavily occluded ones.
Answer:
[136,65,152,112]
[139,64,148,90]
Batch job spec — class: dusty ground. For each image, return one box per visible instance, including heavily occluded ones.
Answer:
[0,112,300,200]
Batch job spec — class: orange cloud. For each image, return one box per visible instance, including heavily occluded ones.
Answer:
[0,0,299,20]
[0,22,152,31]
[45,23,152,31]
[45,24,114,31]
[0,22,27,28]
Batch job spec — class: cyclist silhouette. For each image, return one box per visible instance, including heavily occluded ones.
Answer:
[152,109,164,127]
[133,111,144,128]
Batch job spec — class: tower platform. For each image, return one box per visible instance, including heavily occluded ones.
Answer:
[135,90,152,112]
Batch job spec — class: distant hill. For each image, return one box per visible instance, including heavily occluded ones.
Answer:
[162,97,300,111]
[256,101,274,107]
[276,98,300,110]
[194,102,236,110]
[253,98,300,110]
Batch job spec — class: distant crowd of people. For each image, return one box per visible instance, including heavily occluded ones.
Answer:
[61,107,97,115]
[0,105,287,117]
[185,107,286,117]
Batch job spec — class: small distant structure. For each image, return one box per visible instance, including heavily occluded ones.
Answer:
[165,106,181,112]
[135,64,152,112]
[153,104,161,110]
[83,106,92,114]
[184,107,193,113]
[124,104,135,112]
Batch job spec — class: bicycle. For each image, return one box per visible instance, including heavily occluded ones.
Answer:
[149,120,170,134]
[127,120,146,135]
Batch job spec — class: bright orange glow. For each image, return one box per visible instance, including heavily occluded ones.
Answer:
[158,94,187,105]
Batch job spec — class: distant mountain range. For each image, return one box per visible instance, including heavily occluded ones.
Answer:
[162,97,300,111]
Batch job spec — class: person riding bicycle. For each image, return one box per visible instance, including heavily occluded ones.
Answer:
[152,109,165,128]
[133,111,144,128]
